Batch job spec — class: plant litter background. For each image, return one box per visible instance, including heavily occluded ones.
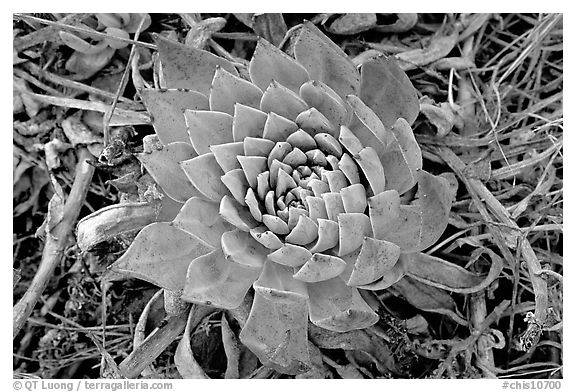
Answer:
[13,13,563,379]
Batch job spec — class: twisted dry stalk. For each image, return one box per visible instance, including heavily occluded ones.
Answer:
[13,147,95,339]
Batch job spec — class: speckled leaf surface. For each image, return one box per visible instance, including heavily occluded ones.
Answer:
[111,222,212,292]
[359,54,419,127]
[140,88,208,145]
[136,142,201,203]
[239,261,311,375]
[156,35,238,96]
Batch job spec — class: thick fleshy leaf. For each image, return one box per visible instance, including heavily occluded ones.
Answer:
[136,142,200,203]
[262,112,299,142]
[240,261,311,375]
[283,148,308,167]
[359,54,419,127]
[372,171,452,252]
[307,276,378,332]
[294,22,360,99]
[347,237,401,286]
[337,213,372,256]
[285,215,318,246]
[156,35,238,96]
[221,229,269,268]
[356,255,407,291]
[368,189,400,239]
[245,188,263,221]
[250,226,284,249]
[308,218,339,253]
[402,250,503,293]
[299,80,350,129]
[314,133,342,158]
[183,249,261,309]
[175,309,209,379]
[219,195,259,231]
[388,276,467,325]
[243,137,275,157]
[379,118,422,195]
[232,104,267,142]
[262,214,290,235]
[209,66,263,115]
[323,171,347,193]
[304,196,328,222]
[141,88,209,145]
[338,125,363,155]
[295,108,337,136]
[268,244,312,267]
[318,192,342,222]
[181,153,230,201]
[185,110,233,155]
[338,153,361,184]
[237,155,267,188]
[249,38,310,94]
[268,142,292,167]
[173,197,234,248]
[221,169,250,205]
[210,141,244,172]
[286,129,317,151]
[356,147,386,196]
[293,253,346,283]
[340,183,367,213]
[111,222,212,291]
[276,168,297,195]
[260,81,309,121]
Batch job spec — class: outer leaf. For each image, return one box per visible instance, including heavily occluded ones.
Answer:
[136,142,201,203]
[156,35,238,96]
[299,80,350,129]
[403,250,504,293]
[232,104,268,142]
[388,276,467,325]
[175,309,209,379]
[172,197,234,248]
[182,249,261,309]
[141,88,209,145]
[111,222,212,292]
[369,171,451,253]
[184,110,233,155]
[249,38,310,94]
[294,22,360,99]
[359,54,419,127]
[380,118,422,195]
[209,66,263,115]
[181,153,230,201]
[221,229,269,269]
[307,276,379,332]
[240,261,311,375]
[260,81,309,121]
[347,237,401,286]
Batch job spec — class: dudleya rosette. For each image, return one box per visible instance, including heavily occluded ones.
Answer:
[110,22,462,374]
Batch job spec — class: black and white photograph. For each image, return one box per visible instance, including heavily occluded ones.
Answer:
[12,11,564,384]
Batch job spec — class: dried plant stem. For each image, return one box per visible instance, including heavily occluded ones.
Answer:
[435,147,548,331]
[102,14,147,146]
[23,62,143,110]
[470,292,496,377]
[117,304,216,378]
[13,14,156,50]
[13,147,94,339]
[16,90,150,125]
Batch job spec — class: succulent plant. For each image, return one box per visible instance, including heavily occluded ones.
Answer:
[94,22,499,376]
